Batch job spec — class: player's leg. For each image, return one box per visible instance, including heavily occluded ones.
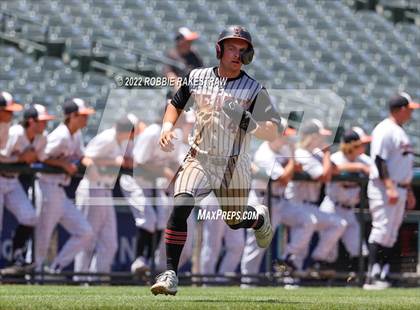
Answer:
[309,203,347,263]
[364,196,400,289]
[51,195,93,271]
[379,197,406,282]
[4,180,37,266]
[151,156,208,295]
[120,176,155,273]
[219,223,245,274]
[200,204,224,275]
[241,190,278,284]
[34,181,64,269]
[5,180,37,226]
[340,208,368,270]
[95,192,118,273]
[74,186,105,276]
[278,201,317,271]
[217,157,271,247]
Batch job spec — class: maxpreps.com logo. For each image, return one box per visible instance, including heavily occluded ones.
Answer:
[197,209,258,221]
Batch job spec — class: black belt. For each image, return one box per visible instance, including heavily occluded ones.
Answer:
[190,149,238,167]
[341,184,359,189]
[334,202,354,210]
[397,183,410,189]
[0,173,15,179]
[258,190,284,199]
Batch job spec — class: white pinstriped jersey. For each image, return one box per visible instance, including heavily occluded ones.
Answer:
[171,67,280,157]
[0,124,47,164]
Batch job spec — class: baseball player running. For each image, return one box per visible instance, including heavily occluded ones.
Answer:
[74,115,136,277]
[284,119,347,272]
[364,93,418,290]
[241,123,317,284]
[319,127,371,268]
[0,104,55,272]
[151,25,281,296]
[35,98,95,273]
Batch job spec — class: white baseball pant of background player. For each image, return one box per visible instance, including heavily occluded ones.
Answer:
[0,123,46,258]
[35,123,93,271]
[200,194,245,279]
[285,147,347,268]
[74,126,130,275]
[318,150,371,262]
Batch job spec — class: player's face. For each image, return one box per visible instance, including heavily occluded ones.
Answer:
[0,110,13,123]
[221,39,249,72]
[35,120,47,134]
[75,114,89,129]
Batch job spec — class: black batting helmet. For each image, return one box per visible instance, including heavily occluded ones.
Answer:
[215,25,254,65]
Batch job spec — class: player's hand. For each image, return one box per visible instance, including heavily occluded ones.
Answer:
[407,189,416,210]
[114,155,124,167]
[63,162,78,175]
[222,98,257,132]
[19,149,38,164]
[159,131,177,152]
[386,186,399,205]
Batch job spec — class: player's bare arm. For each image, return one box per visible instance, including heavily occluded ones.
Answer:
[159,103,182,152]
[253,121,278,142]
[43,158,78,175]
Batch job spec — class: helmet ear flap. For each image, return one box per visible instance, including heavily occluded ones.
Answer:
[240,46,254,65]
[215,42,223,59]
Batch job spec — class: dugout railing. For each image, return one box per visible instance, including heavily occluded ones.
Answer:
[0,163,419,287]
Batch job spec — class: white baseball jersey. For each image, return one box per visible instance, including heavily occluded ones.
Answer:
[252,141,292,197]
[326,151,372,206]
[285,148,324,203]
[84,127,129,186]
[132,123,183,188]
[38,123,84,185]
[369,118,414,184]
[0,124,47,164]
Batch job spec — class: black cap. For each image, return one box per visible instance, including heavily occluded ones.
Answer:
[62,98,95,115]
[23,104,55,121]
[342,127,372,144]
[388,92,420,110]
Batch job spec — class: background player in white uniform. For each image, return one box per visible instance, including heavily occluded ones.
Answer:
[120,115,183,275]
[364,93,419,290]
[241,122,319,283]
[152,25,281,296]
[74,116,136,277]
[0,104,54,271]
[35,98,95,272]
[0,92,22,151]
[319,127,371,268]
[200,193,245,282]
[285,119,347,271]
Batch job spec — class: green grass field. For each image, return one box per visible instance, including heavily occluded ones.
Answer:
[0,285,420,309]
